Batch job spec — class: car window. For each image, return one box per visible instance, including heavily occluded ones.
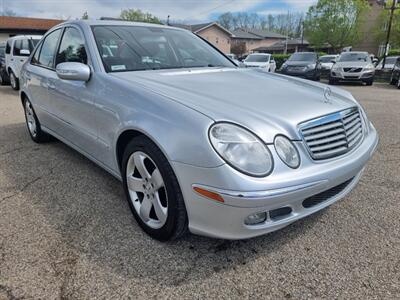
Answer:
[37,29,62,68]
[245,54,270,62]
[288,53,316,62]
[5,40,11,54]
[13,40,22,56]
[92,25,234,72]
[56,27,88,66]
[319,56,335,63]
[0,46,5,57]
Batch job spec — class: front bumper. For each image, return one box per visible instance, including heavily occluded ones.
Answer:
[331,69,375,81]
[281,68,318,79]
[171,125,378,240]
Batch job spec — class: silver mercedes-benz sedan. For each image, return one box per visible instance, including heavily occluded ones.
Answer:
[19,20,378,241]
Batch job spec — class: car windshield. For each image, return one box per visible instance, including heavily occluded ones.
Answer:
[320,56,335,63]
[245,54,270,62]
[338,53,370,62]
[91,25,234,72]
[288,53,316,62]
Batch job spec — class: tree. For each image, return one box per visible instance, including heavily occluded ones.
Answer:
[81,11,89,20]
[218,12,234,30]
[374,0,400,50]
[304,0,369,52]
[120,9,162,24]
[230,41,246,57]
[1,9,17,16]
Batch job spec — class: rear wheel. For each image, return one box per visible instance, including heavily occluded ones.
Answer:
[121,136,188,241]
[365,79,373,86]
[397,78,400,89]
[23,98,51,143]
[0,72,8,85]
[390,73,396,85]
[9,70,19,90]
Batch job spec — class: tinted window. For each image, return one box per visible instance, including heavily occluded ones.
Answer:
[38,29,62,68]
[92,25,233,72]
[56,27,87,65]
[319,56,336,63]
[13,40,22,55]
[5,40,11,54]
[338,52,370,62]
[288,53,317,62]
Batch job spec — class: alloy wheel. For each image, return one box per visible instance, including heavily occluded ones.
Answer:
[126,151,168,229]
[25,101,37,137]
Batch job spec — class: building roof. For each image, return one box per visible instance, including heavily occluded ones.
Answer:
[0,16,63,31]
[172,22,232,36]
[252,38,309,51]
[232,28,287,40]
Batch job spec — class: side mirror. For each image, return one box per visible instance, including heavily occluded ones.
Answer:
[56,62,91,81]
[20,49,30,56]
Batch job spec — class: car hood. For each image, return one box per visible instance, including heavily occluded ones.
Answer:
[335,61,371,68]
[111,68,358,142]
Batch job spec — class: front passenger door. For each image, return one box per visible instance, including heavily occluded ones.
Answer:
[49,26,99,157]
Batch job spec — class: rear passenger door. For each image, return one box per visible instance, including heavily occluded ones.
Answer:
[25,29,62,129]
[13,39,31,77]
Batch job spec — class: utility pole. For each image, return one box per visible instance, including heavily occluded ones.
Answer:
[383,0,399,68]
[167,15,170,26]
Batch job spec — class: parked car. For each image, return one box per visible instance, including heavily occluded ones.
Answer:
[0,42,10,85]
[319,54,338,70]
[280,52,321,81]
[225,53,240,65]
[329,51,375,86]
[389,57,400,89]
[243,53,276,72]
[20,20,378,241]
[5,35,42,90]
[376,56,399,71]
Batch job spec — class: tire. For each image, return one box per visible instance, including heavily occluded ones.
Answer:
[0,72,7,85]
[121,136,188,241]
[390,73,396,85]
[397,78,400,89]
[23,97,51,143]
[328,77,336,85]
[9,70,19,90]
[365,79,373,86]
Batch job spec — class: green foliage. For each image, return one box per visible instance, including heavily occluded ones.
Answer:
[388,48,400,56]
[120,9,162,24]
[272,54,291,69]
[304,0,369,52]
[374,1,400,49]
[81,11,89,20]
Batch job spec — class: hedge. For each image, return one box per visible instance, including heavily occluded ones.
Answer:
[388,49,400,56]
[272,54,291,69]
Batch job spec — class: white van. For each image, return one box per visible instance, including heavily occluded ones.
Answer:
[5,35,42,90]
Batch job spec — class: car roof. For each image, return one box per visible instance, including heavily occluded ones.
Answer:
[61,19,185,32]
[340,51,368,55]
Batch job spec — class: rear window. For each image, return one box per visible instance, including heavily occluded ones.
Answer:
[245,54,270,62]
[338,52,370,62]
[13,40,22,55]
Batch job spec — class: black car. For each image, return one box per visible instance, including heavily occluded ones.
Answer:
[280,52,321,81]
[0,42,10,85]
[390,57,400,89]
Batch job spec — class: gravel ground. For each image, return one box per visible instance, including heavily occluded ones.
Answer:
[0,82,399,299]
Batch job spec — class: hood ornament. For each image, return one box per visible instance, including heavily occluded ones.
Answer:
[323,87,333,104]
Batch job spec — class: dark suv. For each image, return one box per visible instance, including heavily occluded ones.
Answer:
[280,52,321,81]
[390,57,400,89]
[0,42,10,85]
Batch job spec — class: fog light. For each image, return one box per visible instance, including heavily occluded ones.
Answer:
[245,212,267,225]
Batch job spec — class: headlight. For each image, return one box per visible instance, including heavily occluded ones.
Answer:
[281,63,287,69]
[307,63,316,69]
[209,123,273,177]
[274,135,300,168]
[332,65,340,71]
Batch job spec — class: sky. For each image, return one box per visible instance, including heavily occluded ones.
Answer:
[1,0,316,23]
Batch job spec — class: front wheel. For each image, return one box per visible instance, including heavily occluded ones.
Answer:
[365,79,373,86]
[9,70,19,90]
[121,136,188,241]
[390,73,396,85]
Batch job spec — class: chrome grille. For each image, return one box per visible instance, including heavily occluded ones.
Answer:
[299,108,363,160]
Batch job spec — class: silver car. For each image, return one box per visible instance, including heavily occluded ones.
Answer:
[20,20,378,241]
[329,52,375,85]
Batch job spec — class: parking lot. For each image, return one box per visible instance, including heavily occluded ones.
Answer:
[0,82,399,299]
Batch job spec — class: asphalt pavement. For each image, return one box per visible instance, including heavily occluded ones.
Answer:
[0,82,399,299]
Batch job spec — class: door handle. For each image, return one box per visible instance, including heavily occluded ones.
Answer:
[20,59,24,62]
